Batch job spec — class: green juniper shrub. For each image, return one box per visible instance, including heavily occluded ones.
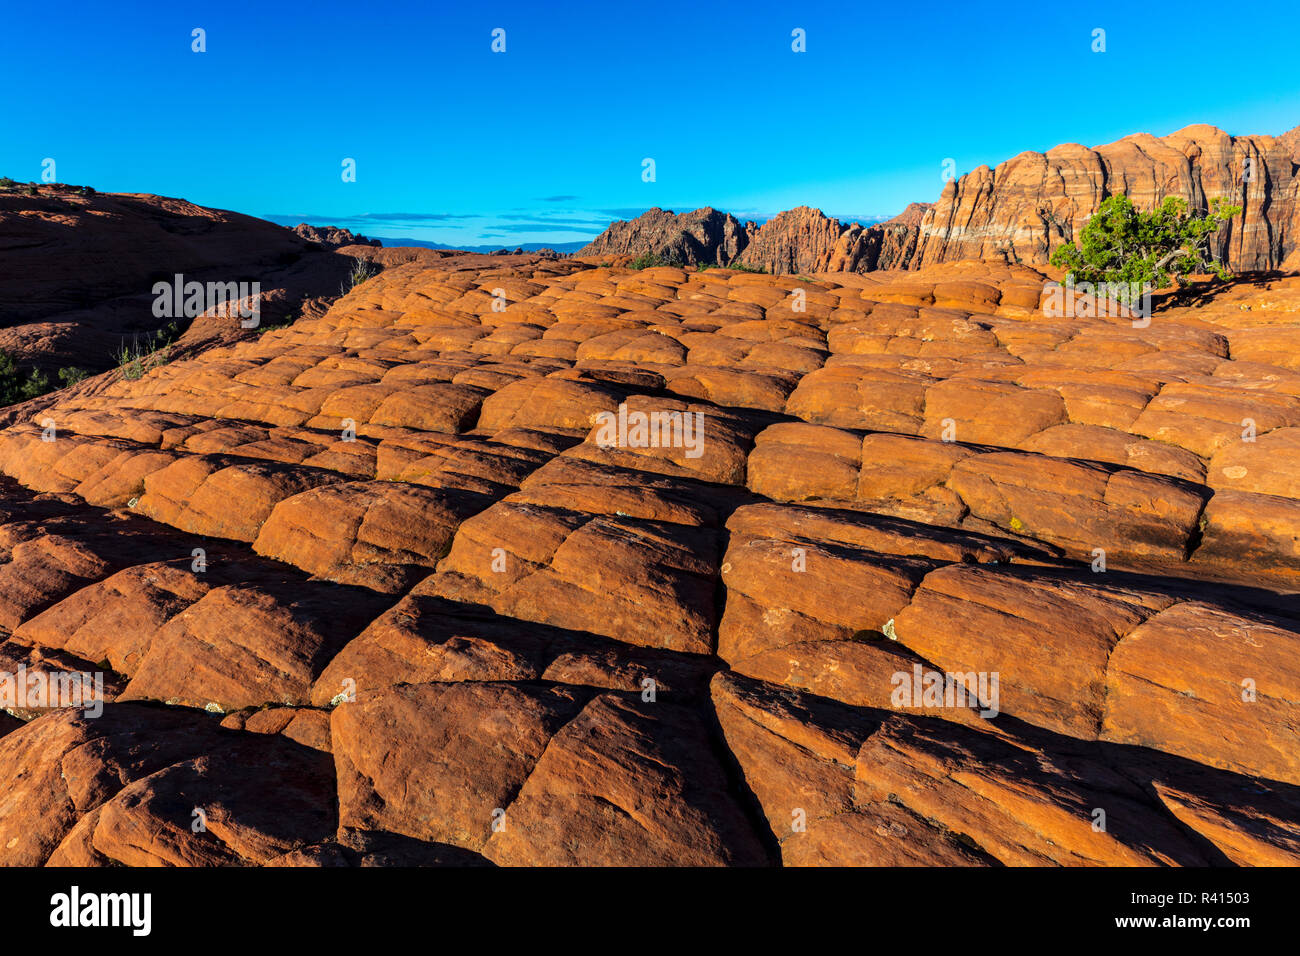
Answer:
[1050,195,1242,298]
[114,322,181,381]
[0,352,63,406]
[629,251,686,270]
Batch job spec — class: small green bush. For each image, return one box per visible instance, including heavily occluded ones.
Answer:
[690,259,767,274]
[20,369,49,400]
[0,352,62,406]
[257,318,294,335]
[340,257,381,295]
[115,323,180,380]
[628,252,685,270]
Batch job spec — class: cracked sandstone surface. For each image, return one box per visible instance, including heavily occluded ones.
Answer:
[0,255,1296,866]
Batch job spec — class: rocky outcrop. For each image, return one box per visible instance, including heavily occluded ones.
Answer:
[577,207,754,266]
[733,204,935,274]
[735,206,844,274]
[292,223,380,248]
[0,254,1296,866]
[823,203,932,273]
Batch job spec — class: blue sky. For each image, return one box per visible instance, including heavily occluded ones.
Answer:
[4,0,1300,246]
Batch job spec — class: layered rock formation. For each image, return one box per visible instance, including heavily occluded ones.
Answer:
[582,123,1300,275]
[0,253,1296,866]
[916,124,1300,271]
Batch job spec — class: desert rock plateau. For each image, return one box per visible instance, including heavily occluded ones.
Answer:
[0,229,1296,865]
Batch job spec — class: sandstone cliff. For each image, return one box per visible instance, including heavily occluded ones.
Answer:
[581,123,1300,275]
[916,123,1300,271]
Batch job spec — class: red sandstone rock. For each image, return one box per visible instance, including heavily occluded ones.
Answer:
[482,693,768,866]
[0,250,1293,870]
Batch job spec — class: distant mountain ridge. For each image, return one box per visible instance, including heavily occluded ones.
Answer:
[576,205,926,273]
[366,237,589,255]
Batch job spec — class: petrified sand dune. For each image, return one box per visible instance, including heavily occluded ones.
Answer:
[0,185,411,376]
[0,253,1296,866]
